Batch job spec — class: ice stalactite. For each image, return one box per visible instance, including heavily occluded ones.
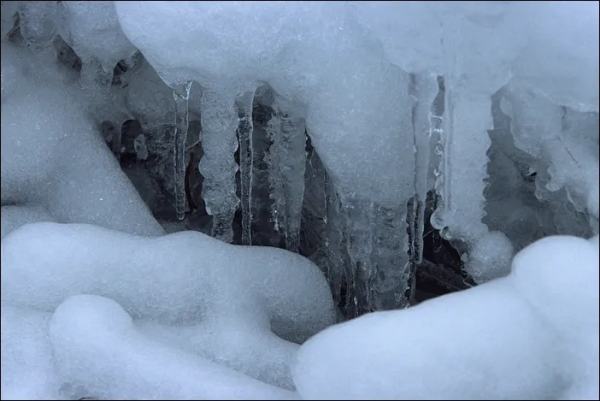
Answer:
[431,87,491,240]
[431,83,514,283]
[370,203,409,311]
[298,66,416,316]
[341,196,375,315]
[198,87,240,243]
[236,90,256,245]
[267,95,307,252]
[324,195,408,316]
[172,81,193,221]
[244,87,282,247]
[409,72,439,266]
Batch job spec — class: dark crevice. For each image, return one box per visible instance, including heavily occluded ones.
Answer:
[53,35,81,73]
[413,191,474,304]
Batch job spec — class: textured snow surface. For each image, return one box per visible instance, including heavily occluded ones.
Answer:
[1,0,599,399]
[293,235,600,400]
[49,295,298,400]
[0,40,163,237]
[1,222,334,396]
[0,305,58,400]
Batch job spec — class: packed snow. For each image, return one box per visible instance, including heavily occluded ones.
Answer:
[293,235,599,400]
[1,0,598,399]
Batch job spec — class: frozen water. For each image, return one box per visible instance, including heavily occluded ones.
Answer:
[266,94,307,251]
[115,0,598,302]
[197,86,240,242]
[237,89,256,244]
[172,81,193,220]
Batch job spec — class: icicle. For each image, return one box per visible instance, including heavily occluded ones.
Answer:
[267,96,307,251]
[371,202,409,310]
[324,188,353,316]
[236,90,256,245]
[172,81,193,221]
[409,72,439,265]
[198,87,239,243]
[335,195,408,315]
[430,82,515,283]
[341,196,374,316]
[430,85,490,241]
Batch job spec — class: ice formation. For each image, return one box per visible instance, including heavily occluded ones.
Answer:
[112,0,598,311]
[1,0,598,399]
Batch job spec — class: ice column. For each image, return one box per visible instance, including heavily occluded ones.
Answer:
[431,83,514,283]
[236,90,256,245]
[198,87,240,243]
[334,196,408,316]
[409,72,439,265]
[267,96,307,251]
[431,88,490,241]
[172,81,193,220]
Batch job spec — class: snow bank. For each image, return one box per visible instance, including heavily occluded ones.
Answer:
[1,221,335,393]
[1,222,334,340]
[0,305,59,400]
[293,235,599,399]
[0,205,53,239]
[0,40,163,236]
[49,294,298,400]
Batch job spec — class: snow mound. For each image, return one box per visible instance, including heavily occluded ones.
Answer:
[49,294,298,400]
[1,222,334,339]
[1,221,335,394]
[0,205,53,239]
[0,40,163,237]
[293,235,599,399]
[0,305,58,400]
